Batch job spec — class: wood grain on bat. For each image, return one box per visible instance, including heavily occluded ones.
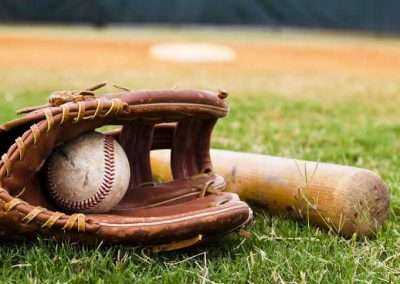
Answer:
[151,149,389,236]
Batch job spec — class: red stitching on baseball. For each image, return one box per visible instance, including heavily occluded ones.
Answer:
[47,135,116,211]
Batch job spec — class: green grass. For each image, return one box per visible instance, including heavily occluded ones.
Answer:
[0,92,399,283]
[1,26,400,283]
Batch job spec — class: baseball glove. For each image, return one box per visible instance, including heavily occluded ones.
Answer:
[0,84,252,251]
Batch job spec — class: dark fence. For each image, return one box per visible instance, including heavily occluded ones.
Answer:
[0,0,399,34]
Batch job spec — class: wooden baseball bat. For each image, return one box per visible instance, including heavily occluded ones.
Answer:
[150,149,389,236]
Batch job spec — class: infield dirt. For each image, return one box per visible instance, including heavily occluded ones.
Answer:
[0,26,399,97]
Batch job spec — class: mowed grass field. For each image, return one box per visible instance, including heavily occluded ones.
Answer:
[0,25,400,283]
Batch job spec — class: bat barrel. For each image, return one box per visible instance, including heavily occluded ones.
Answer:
[151,149,389,236]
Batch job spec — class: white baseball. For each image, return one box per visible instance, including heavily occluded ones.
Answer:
[45,131,131,213]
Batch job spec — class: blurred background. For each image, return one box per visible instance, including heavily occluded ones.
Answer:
[1,1,399,94]
[0,0,399,33]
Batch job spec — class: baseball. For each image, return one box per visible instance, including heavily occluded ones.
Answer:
[45,131,131,213]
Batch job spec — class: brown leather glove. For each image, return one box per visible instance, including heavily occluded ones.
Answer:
[0,86,252,251]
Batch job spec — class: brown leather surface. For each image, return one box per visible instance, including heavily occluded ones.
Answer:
[0,89,252,248]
